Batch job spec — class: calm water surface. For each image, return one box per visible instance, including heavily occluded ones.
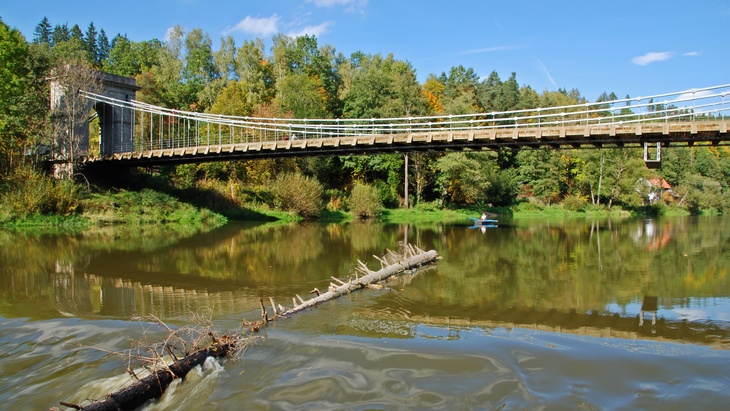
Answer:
[1,217,729,410]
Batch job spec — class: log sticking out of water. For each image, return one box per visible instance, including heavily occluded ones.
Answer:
[277,245,438,317]
[57,337,241,411]
[56,244,439,411]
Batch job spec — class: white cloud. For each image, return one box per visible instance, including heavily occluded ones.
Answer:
[631,51,675,66]
[673,89,713,102]
[226,15,281,36]
[683,51,701,57]
[308,0,367,13]
[459,44,525,55]
[288,22,333,38]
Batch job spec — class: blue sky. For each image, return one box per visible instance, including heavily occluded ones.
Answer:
[3,0,728,102]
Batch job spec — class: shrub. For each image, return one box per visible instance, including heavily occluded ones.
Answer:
[348,183,384,219]
[325,188,347,212]
[414,201,440,212]
[0,167,80,218]
[271,173,324,218]
[562,194,587,212]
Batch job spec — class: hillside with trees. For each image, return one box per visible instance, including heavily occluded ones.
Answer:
[1,16,730,224]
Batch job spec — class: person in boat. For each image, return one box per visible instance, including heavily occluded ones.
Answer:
[481,212,487,222]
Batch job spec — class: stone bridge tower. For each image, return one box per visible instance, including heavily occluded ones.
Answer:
[51,70,140,176]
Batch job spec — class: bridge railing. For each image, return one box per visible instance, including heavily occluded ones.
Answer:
[81,84,730,153]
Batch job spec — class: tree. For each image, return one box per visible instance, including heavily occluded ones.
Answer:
[498,72,520,112]
[440,65,481,115]
[214,35,236,82]
[183,28,218,111]
[661,147,693,186]
[382,59,427,117]
[516,148,566,205]
[97,29,110,65]
[342,53,425,119]
[604,149,647,209]
[518,85,539,110]
[69,24,84,43]
[184,28,216,86]
[84,22,98,66]
[50,60,102,178]
[0,20,33,174]
[139,26,187,109]
[409,151,438,205]
[576,150,606,206]
[103,34,136,76]
[271,34,342,117]
[694,147,722,180]
[479,70,502,112]
[51,23,70,46]
[209,80,253,117]
[32,17,52,45]
[277,73,329,118]
[235,38,275,108]
[434,152,496,207]
[422,74,445,114]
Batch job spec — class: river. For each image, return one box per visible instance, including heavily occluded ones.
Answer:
[1,217,729,410]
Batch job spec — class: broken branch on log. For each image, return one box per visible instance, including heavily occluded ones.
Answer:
[58,323,254,411]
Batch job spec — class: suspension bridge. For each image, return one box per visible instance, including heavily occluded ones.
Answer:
[70,78,730,168]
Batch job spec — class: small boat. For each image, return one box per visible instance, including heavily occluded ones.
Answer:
[469,217,498,225]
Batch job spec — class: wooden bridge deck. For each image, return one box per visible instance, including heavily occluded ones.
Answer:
[82,120,730,166]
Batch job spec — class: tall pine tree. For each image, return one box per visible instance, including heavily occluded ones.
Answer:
[32,17,52,44]
[97,29,110,66]
[85,22,98,65]
[52,23,70,46]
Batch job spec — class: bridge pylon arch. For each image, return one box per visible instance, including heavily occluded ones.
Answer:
[51,69,139,177]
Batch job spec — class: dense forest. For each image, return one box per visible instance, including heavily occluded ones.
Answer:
[1,16,729,222]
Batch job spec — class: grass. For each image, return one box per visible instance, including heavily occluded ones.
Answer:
[380,208,475,224]
[79,188,228,227]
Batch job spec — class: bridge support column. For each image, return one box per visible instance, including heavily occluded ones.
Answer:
[51,70,140,175]
[95,73,140,155]
[644,142,661,169]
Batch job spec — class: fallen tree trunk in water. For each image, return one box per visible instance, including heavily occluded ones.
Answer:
[64,339,238,411]
[57,244,439,411]
[279,246,438,317]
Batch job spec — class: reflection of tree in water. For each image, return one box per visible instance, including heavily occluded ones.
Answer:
[4,218,730,328]
[153,223,327,284]
[348,221,386,253]
[403,217,730,319]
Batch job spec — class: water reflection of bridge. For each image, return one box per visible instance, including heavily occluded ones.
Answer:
[352,274,730,347]
[45,266,730,348]
[52,273,263,320]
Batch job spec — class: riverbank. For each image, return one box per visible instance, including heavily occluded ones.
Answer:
[0,187,696,230]
[0,188,227,230]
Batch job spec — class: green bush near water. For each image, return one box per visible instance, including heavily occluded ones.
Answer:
[271,173,324,219]
[81,188,227,225]
[348,183,384,219]
[1,169,226,227]
[0,167,81,224]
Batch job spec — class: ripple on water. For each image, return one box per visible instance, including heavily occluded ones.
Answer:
[3,316,730,410]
